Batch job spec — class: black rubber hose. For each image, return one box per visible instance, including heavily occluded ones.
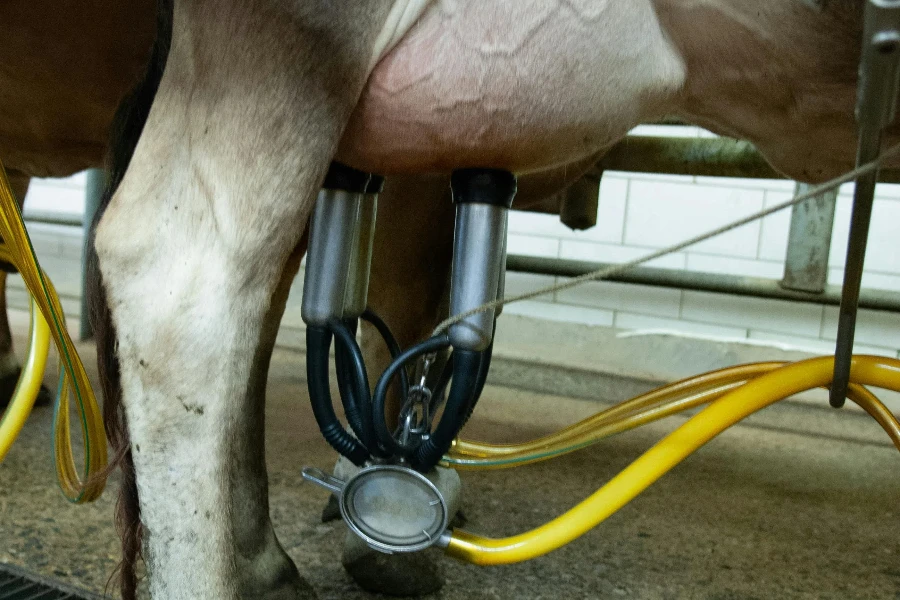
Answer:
[306,326,369,465]
[361,309,410,402]
[412,349,482,472]
[330,319,383,455]
[332,319,363,438]
[371,334,451,457]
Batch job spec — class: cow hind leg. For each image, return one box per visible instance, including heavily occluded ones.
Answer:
[92,0,395,598]
[234,241,314,599]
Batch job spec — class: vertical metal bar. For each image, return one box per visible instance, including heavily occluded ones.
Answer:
[79,168,104,341]
[780,183,838,294]
[830,132,882,407]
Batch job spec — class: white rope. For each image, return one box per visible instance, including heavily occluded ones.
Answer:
[432,142,900,337]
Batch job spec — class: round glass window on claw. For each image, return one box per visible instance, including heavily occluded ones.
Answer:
[341,465,449,554]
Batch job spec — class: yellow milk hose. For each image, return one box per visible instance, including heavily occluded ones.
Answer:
[0,297,51,461]
[451,362,784,461]
[446,362,899,468]
[0,160,106,502]
[444,355,900,564]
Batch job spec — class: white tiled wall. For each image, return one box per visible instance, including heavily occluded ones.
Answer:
[18,127,900,359]
[500,126,900,358]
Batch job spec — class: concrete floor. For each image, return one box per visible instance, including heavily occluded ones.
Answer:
[1,323,899,599]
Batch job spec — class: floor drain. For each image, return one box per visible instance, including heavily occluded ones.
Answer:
[0,563,104,600]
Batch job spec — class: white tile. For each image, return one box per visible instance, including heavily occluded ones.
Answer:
[23,223,83,259]
[875,183,900,199]
[506,233,559,258]
[829,197,900,274]
[501,272,556,302]
[860,201,900,274]
[859,271,900,292]
[757,191,793,261]
[628,125,704,138]
[826,268,900,292]
[685,254,784,279]
[555,279,682,318]
[682,291,824,337]
[613,311,748,339]
[559,240,686,270]
[821,305,900,348]
[748,330,896,357]
[625,180,764,258]
[59,233,86,259]
[501,300,614,327]
[23,183,86,216]
[826,267,843,286]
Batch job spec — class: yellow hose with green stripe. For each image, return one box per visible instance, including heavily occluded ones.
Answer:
[445,356,900,564]
[0,160,106,502]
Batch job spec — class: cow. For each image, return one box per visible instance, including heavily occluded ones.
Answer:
[5,0,886,598]
[1,0,602,595]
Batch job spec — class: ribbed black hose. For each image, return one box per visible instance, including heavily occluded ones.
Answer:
[306,326,369,465]
[361,308,409,402]
[332,320,365,439]
[330,319,382,455]
[412,349,482,472]
[371,334,451,457]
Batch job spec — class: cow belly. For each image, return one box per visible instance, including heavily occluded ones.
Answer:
[337,0,686,175]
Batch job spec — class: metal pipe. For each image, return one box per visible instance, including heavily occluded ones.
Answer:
[832,128,883,406]
[780,183,838,294]
[505,254,900,313]
[596,135,900,182]
[79,169,104,340]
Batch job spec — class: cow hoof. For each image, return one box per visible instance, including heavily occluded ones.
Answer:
[261,578,319,600]
[240,535,320,600]
[0,368,53,409]
[342,542,444,597]
[328,456,462,597]
[245,577,318,600]
[321,494,341,523]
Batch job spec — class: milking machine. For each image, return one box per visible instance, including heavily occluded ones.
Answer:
[300,162,514,552]
[299,160,900,564]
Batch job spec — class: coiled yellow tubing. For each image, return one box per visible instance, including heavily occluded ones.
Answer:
[0,161,106,503]
[443,356,900,564]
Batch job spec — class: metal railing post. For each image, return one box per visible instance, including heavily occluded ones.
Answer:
[780,182,839,294]
[80,169,104,341]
